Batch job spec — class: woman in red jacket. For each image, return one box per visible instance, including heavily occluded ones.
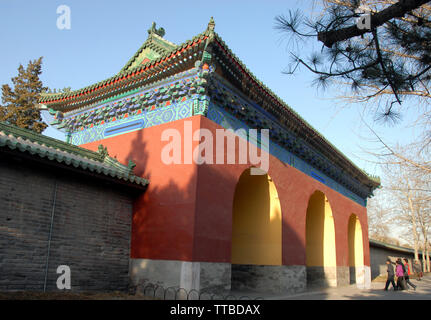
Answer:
[403,258,417,290]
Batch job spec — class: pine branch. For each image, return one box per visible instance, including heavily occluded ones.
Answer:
[318,0,431,48]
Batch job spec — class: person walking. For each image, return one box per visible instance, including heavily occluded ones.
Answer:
[403,258,417,291]
[384,258,397,291]
[395,258,407,290]
[413,260,423,281]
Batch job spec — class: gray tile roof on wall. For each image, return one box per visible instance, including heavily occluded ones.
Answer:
[0,122,149,189]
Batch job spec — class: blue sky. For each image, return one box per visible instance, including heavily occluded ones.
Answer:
[0,0,421,176]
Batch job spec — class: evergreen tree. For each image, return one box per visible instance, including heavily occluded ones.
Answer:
[0,57,47,133]
[275,0,431,122]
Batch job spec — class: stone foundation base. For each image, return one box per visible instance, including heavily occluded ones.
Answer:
[306,266,338,288]
[306,265,371,289]
[350,266,356,284]
[347,265,372,288]
[130,259,371,295]
[355,265,371,289]
[231,264,306,294]
[337,266,350,287]
[130,259,231,293]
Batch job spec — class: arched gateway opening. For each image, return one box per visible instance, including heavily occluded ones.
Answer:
[231,168,282,291]
[306,191,337,287]
[348,214,364,285]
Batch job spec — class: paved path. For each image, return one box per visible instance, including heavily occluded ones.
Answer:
[232,276,431,300]
[279,276,431,300]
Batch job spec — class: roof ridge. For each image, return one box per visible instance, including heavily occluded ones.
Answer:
[119,31,178,74]
[118,37,154,74]
[0,122,101,161]
[0,122,148,187]
[151,33,178,48]
[369,238,415,253]
[39,30,209,106]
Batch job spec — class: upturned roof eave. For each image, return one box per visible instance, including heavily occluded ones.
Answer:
[39,31,210,110]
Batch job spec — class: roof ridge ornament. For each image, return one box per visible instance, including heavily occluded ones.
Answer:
[207,17,215,32]
[201,17,215,66]
[98,144,109,159]
[127,159,137,176]
[147,21,165,38]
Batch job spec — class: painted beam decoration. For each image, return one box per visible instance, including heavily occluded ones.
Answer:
[40,18,380,206]
[47,68,205,145]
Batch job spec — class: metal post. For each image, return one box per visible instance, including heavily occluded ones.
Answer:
[43,179,58,292]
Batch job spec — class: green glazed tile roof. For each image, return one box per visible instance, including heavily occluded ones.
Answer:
[39,19,379,190]
[39,30,209,110]
[120,33,178,73]
[0,122,149,189]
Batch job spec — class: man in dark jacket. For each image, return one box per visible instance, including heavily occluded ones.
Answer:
[384,258,397,291]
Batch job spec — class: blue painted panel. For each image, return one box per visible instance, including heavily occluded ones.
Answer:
[104,119,145,137]
[69,99,194,145]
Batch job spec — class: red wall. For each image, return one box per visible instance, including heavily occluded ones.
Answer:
[81,115,370,267]
[82,116,201,261]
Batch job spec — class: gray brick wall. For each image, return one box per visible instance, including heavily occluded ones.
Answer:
[370,244,420,279]
[0,158,134,292]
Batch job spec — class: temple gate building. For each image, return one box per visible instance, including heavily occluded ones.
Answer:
[38,19,380,294]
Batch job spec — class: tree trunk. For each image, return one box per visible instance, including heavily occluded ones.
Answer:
[407,192,420,260]
[426,243,430,272]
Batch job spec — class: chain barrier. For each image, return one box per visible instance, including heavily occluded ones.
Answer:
[137,283,264,300]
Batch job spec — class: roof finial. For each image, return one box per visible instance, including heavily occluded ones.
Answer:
[207,17,215,32]
[98,144,109,159]
[148,21,165,38]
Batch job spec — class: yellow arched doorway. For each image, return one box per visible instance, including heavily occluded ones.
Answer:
[305,191,337,287]
[231,168,282,290]
[348,214,364,285]
[231,168,282,265]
